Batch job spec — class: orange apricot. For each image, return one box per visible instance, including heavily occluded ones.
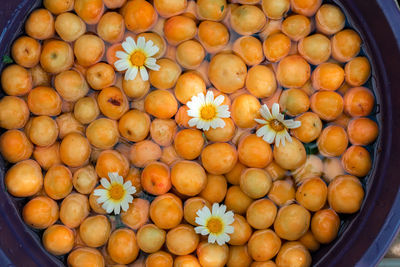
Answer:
[231,5,266,35]
[311,209,340,244]
[166,224,199,255]
[312,63,344,91]
[86,118,119,149]
[55,12,86,42]
[299,230,320,252]
[176,40,206,69]
[150,193,183,229]
[238,134,273,168]
[282,14,312,41]
[42,224,74,256]
[341,145,372,177]
[267,179,296,206]
[97,86,129,120]
[130,140,162,168]
[174,129,204,160]
[298,34,331,65]
[149,58,182,90]
[79,215,111,247]
[44,165,73,200]
[347,117,378,145]
[74,0,104,24]
[5,159,43,197]
[198,21,229,53]
[227,245,252,267]
[137,224,166,253]
[97,12,125,43]
[248,229,281,261]
[59,193,90,228]
[229,214,253,246]
[67,247,104,267]
[27,86,62,116]
[107,228,139,264]
[23,196,59,229]
[276,55,311,88]
[328,175,364,213]
[279,88,310,116]
[231,94,261,128]
[141,162,171,195]
[246,65,277,98]
[12,36,41,68]
[146,251,173,267]
[275,241,311,267]
[25,9,55,40]
[183,197,211,226]
[197,241,229,267]
[199,174,228,203]
[246,199,277,230]
[262,0,290,19]
[331,29,362,62]
[1,64,32,96]
[345,57,371,87]
[144,89,178,119]
[310,91,344,121]
[317,125,348,157]
[196,0,227,21]
[296,177,327,211]
[44,0,74,14]
[95,150,129,179]
[233,36,264,66]
[60,133,91,168]
[121,198,150,230]
[119,110,150,142]
[174,72,206,104]
[171,160,207,196]
[164,15,197,45]
[343,87,375,117]
[315,4,345,35]
[225,186,253,215]
[263,33,291,62]
[291,112,322,143]
[0,96,29,129]
[290,0,322,16]
[274,204,311,240]
[201,142,238,175]
[74,34,105,67]
[86,62,116,90]
[123,0,157,33]
[40,40,74,74]
[0,130,33,163]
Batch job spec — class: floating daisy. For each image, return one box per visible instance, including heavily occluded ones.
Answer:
[255,103,301,147]
[187,91,230,131]
[93,172,136,215]
[194,203,235,245]
[114,36,160,81]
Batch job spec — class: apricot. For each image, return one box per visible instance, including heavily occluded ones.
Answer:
[74,34,105,67]
[67,247,105,267]
[0,130,32,163]
[344,56,371,87]
[164,15,197,45]
[60,193,90,228]
[231,95,261,128]
[74,97,100,124]
[198,21,229,53]
[97,12,125,44]
[33,142,61,170]
[246,65,277,98]
[298,34,331,65]
[199,174,227,203]
[291,112,322,143]
[72,165,98,194]
[311,209,340,244]
[176,40,206,69]
[274,204,311,240]
[282,15,312,41]
[44,164,73,200]
[60,133,91,167]
[89,185,107,215]
[55,113,85,139]
[123,0,157,33]
[12,36,41,68]
[312,63,344,91]
[137,224,166,253]
[146,251,173,267]
[27,86,62,116]
[40,40,74,74]
[86,118,119,149]
[263,33,291,62]
[117,110,150,142]
[267,179,295,206]
[275,241,311,267]
[166,224,199,255]
[197,241,229,267]
[227,245,252,267]
[122,74,150,99]
[238,134,272,168]
[208,53,247,93]
[79,215,111,247]
[23,196,59,229]
[183,197,211,226]
[150,119,177,146]
[251,261,277,267]
[5,159,43,197]
[154,0,187,17]
[25,9,54,40]
[316,126,347,157]
[55,70,89,102]
[86,63,115,90]
[97,87,129,120]
[196,0,227,21]
[299,230,320,252]
[201,143,238,175]
[248,229,281,261]
[225,186,253,214]
[341,145,372,177]
[174,72,206,104]
[296,177,327,211]
[130,140,162,168]
[262,0,290,19]
[328,175,364,213]
[240,168,272,199]
[55,12,86,42]
[232,36,264,66]
[42,224,74,256]
[141,162,171,195]
[229,214,253,246]
[203,118,235,142]
[276,55,311,88]
[343,87,375,117]
[231,5,266,35]
[0,96,29,129]
[149,58,181,90]
[44,0,74,14]
[1,64,32,96]
[104,0,127,9]
[107,228,139,264]
[310,91,344,121]
[174,129,204,160]
[120,198,149,230]
[246,199,277,230]
[171,160,207,196]
[174,255,201,267]
[291,0,322,16]
[144,89,178,119]
[96,150,129,179]
[265,161,287,181]
[150,194,183,228]
[74,0,104,24]
[347,117,378,145]
[279,88,310,116]
[331,29,362,62]
[322,157,345,183]
[316,4,345,35]
[273,137,306,170]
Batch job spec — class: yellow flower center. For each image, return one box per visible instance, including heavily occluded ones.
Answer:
[207,217,223,234]
[269,119,286,132]
[108,184,125,201]
[200,105,217,121]
[130,51,146,67]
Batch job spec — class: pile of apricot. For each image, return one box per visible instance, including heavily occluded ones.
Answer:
[0,0,378,266]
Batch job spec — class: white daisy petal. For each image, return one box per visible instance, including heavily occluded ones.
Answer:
[208,234,217,244]
[225,226,234,234]
[125,194,134,204]
[260,104,272,120]
[96,194,109,204]
[116,51,130,60]
[104,201,114,213]
[188,118,199,127]
[100,178,111,189]
[137,36,146,49]
[122,39,135,54]
[211,118,225,129]
[145,57,157,66]
[140,66,149,81]
[121,200,130,212]
[272,103,280,117]
[145,62,160,71]
[284,119,302,129]
[214,95,225,106]
[255,118,268,124]
[114,204,121,215]
[125,66,138,81]
[123,181,132,189]
[145,45,159,57]
[114,59,130,71]
[205,90,214,104]
[93,188,108,197]
[126,186,136,194]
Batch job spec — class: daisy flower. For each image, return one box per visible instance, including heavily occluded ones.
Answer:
[255,103,301,147]
[187,91,230,131]
[114,36,160,81]
[93,172,136,215]
[194,203,235,245]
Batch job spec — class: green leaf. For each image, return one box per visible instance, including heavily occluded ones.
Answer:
[2,55,13,64]
[221,5,225,12]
